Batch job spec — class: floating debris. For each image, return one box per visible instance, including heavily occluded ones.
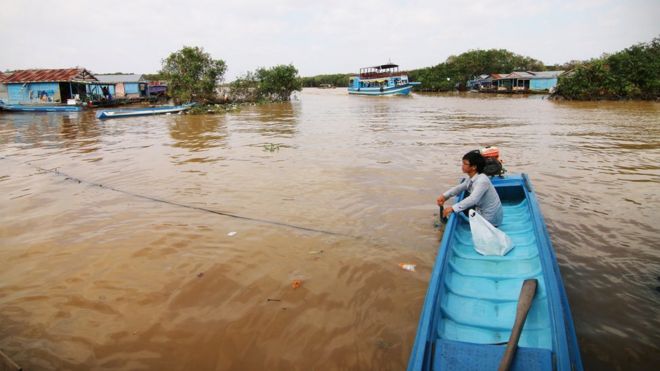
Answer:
[263,143,280,152]
[227,231,237,237]
[291,279,303,289]
[399,263,416,272]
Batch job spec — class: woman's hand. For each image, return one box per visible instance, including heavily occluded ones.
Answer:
[442,206,454,218]
[436,195,446,206]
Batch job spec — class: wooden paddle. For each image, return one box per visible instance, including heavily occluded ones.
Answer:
[439,205,448,224]
[498,278,538,371]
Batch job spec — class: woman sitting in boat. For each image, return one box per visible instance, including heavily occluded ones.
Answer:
[437,150,503,226]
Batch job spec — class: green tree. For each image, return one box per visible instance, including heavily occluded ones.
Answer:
[160,46,227,103]
[255,64,303,101]
[228,64,303,102]
[229,71,260,102]
[555,37,660,100]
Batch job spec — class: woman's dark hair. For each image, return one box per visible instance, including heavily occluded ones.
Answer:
[463,150,485,173]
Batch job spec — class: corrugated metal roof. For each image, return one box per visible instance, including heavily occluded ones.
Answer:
[491,71,565,80]
[95,74,145,83]
[509,72,536,78]
[2,68,98,83]
[529,70,564,78]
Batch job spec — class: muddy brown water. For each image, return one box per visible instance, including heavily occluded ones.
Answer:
[1,89,658,370]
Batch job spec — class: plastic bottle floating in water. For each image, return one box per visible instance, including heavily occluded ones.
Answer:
[399,263,416,272]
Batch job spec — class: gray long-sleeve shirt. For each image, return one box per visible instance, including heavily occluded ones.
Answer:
[443,173,503,226]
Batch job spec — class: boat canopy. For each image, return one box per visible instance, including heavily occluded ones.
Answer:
[359,63,403,79]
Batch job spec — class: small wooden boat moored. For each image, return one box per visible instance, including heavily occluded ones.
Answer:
[408,174,582,371]
[0,103,82,112]
[96,103,194,120]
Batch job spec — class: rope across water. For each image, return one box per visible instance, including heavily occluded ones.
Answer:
[1,155,357,238]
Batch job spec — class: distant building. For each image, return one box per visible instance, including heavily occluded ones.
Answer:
[147,80,168,97]
[466,74,492,90]
[492,71,564,92]
[94,74,148,99]
[1,68,98,104]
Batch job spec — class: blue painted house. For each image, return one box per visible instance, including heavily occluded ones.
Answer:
[93,74,148,99]
[1,68,98,104]
[494,71,564,92]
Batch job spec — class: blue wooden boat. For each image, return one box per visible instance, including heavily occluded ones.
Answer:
[348,63,420,96]
[0,103,82,112]
[96,103,194,120]
[408,174,582,371]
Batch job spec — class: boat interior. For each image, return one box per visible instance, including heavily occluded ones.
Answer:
[431,184,554,370]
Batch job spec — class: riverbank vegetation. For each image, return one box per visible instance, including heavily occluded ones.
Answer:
[229,64,302,102]
[157,47,302,105]
[553,38,659,100]
[301,73,351,88]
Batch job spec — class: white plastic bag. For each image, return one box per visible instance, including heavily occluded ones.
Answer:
[468,209,514,256]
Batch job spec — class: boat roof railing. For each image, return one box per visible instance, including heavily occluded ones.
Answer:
[356,64,409,79]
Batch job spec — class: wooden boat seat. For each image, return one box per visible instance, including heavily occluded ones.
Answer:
[433,339,552,371]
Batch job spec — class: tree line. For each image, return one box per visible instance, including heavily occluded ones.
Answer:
[157,38,658,103]
[301,74,352,88]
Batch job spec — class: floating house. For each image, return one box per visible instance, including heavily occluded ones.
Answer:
[466,74,492,91]
[93,74,148,99]
[0,72,8,102]
[493,71,564,92]
[1,68,98,104]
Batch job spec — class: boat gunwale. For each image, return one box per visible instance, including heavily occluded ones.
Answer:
[96,104,193,120]
[0,103,83,112]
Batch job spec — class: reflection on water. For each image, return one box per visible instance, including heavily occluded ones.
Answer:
[0,91,659,370]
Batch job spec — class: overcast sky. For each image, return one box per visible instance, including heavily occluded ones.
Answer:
[1,0,658,80]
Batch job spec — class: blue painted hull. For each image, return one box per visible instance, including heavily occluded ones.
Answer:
[0,104,82,112]
[96,104,194,120]
[408,174,582,371]
[348,84,414,96]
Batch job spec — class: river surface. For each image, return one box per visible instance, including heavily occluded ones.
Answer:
[1,89,658,370]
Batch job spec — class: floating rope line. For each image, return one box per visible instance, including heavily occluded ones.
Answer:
[1,155,355,238]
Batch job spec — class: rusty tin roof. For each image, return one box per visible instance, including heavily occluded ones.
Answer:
[2,68,98,83]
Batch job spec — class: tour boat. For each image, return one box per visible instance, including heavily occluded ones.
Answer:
[408,174,582,371]
[348,63,420,96]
